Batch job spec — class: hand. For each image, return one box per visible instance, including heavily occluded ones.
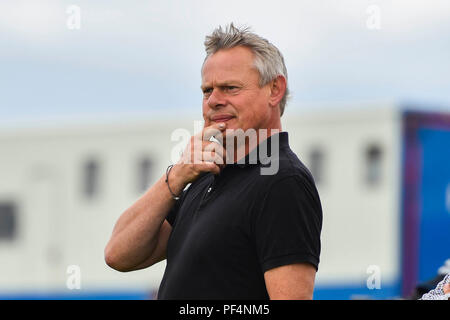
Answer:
[171,122,227,186]
[444,283,450,296]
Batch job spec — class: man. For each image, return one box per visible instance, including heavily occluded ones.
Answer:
[105,24,322,300]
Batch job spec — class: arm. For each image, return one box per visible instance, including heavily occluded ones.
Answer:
[254,175,322,299]
[104,171,185,272]
[104,123,227,272]
[264,263,316,300]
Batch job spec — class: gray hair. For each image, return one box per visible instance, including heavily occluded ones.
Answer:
[203,23,290,117]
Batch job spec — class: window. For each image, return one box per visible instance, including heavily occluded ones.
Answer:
[309,148,324,185]
[83,158,100,199]
[0,202,17,241]
[137,156,153,193]
[366,145,383,186]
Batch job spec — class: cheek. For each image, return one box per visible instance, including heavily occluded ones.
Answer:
[233,103,260,129]
[202,102,210,120]
[202,99,209,111]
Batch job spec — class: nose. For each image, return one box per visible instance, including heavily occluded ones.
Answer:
[207,88,226,109]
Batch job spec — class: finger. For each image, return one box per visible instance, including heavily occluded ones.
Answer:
[197,161,221,175]
[204,141,225,158]
[202,122,227,141]
[193,122,225,140]
[190,141,223,164]
[204,142,227,165]
[201,151,225,165]
[209,134,223,146]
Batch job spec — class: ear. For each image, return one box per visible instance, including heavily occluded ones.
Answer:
[268,75,287,109]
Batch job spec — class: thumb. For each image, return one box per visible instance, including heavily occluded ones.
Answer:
[202,122,226,142]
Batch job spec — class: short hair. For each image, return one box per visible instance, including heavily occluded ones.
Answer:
[203,23,290,117]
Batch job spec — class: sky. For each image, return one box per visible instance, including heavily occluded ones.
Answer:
[0,0,450,127]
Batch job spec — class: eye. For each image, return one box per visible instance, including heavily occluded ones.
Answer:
[202,88,213,96]
[225,86,239,92]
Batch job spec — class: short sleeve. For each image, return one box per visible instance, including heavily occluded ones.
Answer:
[253,175,322,273]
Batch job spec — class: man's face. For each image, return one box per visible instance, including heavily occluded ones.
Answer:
[201,46,272,133]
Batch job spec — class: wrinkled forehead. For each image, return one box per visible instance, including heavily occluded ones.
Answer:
[201,46,259,83]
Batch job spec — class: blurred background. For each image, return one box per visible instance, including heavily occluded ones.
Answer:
[0,0,449,300]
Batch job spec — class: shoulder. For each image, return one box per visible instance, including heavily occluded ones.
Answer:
[246,147,323,221]
[256,146,318,194]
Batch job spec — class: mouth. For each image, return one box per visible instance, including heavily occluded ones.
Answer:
[211,115,235,123]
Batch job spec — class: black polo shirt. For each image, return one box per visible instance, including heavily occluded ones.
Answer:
[157,132,322,300]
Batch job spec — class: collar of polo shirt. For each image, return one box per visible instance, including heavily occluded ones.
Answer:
[225,131,288,168]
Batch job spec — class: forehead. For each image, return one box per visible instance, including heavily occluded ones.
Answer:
[201,46,259,84]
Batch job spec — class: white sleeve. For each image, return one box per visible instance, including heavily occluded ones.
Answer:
[420,273,450,300]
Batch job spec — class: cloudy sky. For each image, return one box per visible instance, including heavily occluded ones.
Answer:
[1,0,449,127]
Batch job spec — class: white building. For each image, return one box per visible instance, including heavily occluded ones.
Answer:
[0,102,448,299]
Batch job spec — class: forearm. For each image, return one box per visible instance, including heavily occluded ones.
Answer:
[105,170,186,271]
[105,122,226,271]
